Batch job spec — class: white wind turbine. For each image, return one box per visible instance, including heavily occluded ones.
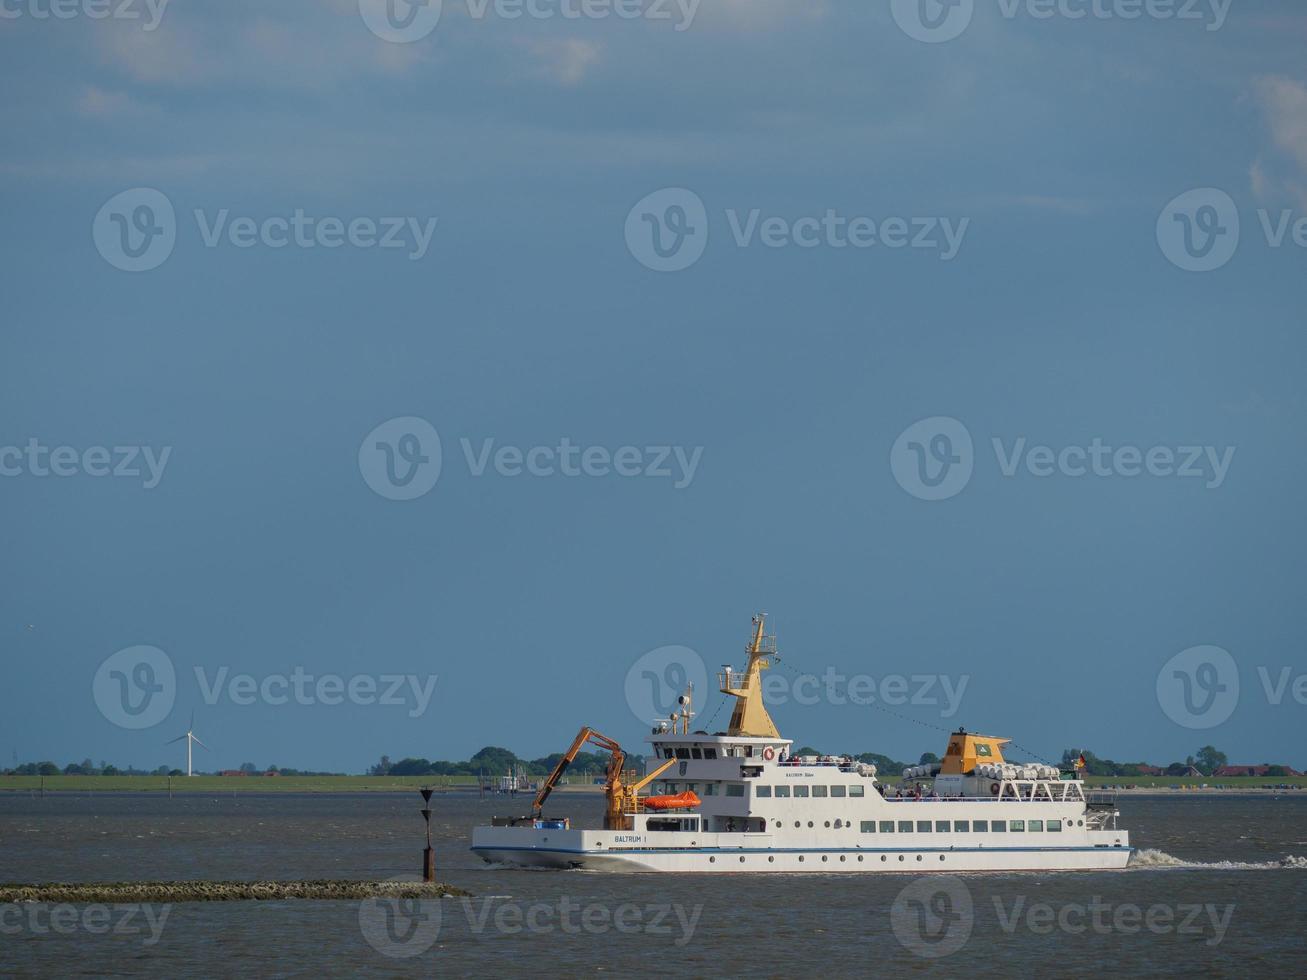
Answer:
[166,712,208,777]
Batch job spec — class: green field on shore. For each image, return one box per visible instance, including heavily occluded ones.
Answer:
[2,773,1304,793]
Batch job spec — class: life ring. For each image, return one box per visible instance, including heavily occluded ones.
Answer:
[990,782,1000,796]
[762,746,776,761]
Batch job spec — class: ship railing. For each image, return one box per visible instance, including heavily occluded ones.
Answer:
[1086,790,1118,808]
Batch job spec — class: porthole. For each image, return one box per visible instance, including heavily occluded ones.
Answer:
[940,855,946,861]
[794,821,801,828]
[858,855,864,862]
[709,856,715,863]
[833,819,841,829]
[768,856,775,863]
[740,856,746,863]
[798,855,805,863]
[916,855,923,862]
[839,855,846,862]
[808,821,814,828]
[821,855,828,862]
[898,855,905,862]
[824,821,831,828]
[1078,820,1084,827]
[881,855,888,862]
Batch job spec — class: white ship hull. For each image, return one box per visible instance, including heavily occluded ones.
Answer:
[472,826,1132,873]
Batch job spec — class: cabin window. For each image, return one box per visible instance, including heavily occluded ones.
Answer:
[774,786,790,798]
[691,748,703,759]
[675,748,690,759]
[793,786,810,798]
[1009,820,1025,832]
[917,821,931,833]
[755,786,772,798]
[935,821,950,832]
[849,785,865,797]
[1047,819,1062,832]
[742,746,753,758]
[812,786,828,798]
[898,821,913,833]
[991,820,1006,832]
[861,821,876,833]
[830,786,847,798]
[954,820,969,832]
[879,821,895,833]
[726,784,744,798]
[973,821,988,832]
[654,747,663,758]
[666,783,678,793]
[1028,820,1044,832]
[702,784,716,796]
[703,748,717,760]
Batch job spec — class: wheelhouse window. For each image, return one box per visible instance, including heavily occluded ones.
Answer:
[703,748,717,760]
[849,785,865,797]
[691,748,703,759]
[793,786,810,798]
[830,786,847,798]
[812,786,828,798]
[675,748,690,759]
[726,784,744,798]
[755,785,772,798]
[917,821,931,833]
[879,821,895,833]
[774,786,790,798]
[860,821,876,833]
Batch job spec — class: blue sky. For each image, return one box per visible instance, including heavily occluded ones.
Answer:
[2,1,1306,773]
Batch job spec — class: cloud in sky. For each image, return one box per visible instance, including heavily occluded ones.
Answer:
[1253,75,1307,206]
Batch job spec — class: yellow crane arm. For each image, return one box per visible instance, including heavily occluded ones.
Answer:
[627,758,675,795]
[531,726,623,818]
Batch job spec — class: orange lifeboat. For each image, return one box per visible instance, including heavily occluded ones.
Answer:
[643,791,700,811]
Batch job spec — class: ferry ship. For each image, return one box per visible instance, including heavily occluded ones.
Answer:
[471,615,1131,872]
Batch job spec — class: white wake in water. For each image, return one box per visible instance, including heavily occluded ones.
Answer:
[1129,848,1307,870]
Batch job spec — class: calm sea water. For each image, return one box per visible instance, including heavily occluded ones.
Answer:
[1,792,1304,977]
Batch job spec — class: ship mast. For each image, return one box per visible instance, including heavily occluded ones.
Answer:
[718,613,781,738]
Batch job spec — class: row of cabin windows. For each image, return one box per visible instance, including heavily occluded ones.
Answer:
[756,785,865,798]
[655,747,719,760]
[857,819,1065,833]
[656,783,739,797]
